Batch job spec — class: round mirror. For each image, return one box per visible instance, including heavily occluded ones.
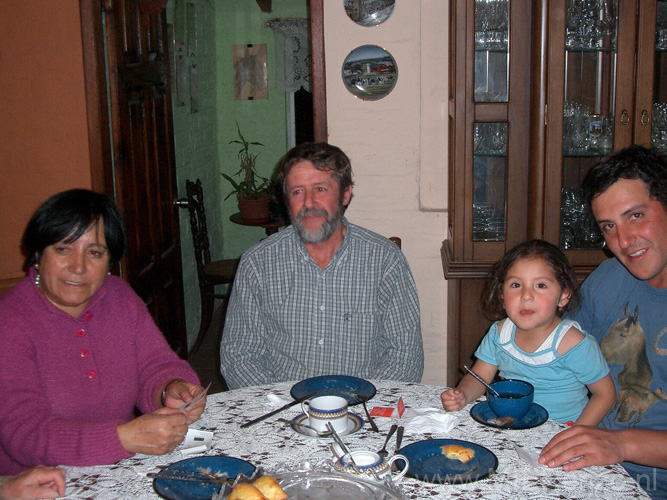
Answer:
[344,0,396,27]
[342,45,398,101]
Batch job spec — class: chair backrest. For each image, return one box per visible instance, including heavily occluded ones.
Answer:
[185,179,212,273]
[389,236,402,249]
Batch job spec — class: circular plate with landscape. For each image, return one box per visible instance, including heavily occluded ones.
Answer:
[342,45,398,101]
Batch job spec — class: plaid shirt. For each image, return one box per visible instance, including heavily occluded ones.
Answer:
[220,219,424,389]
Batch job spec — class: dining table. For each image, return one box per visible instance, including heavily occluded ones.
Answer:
[60,380,650,499]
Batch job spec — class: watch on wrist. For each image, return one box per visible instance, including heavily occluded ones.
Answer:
[160,379,183,407]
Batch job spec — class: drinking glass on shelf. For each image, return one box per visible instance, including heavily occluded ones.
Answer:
[563,101,591,155]
[566,0,616,50]
[652,103,667,153]
[560,188,604,249]
[657,2,667,50]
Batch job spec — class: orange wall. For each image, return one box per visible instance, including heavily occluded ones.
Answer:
[0,0,92,278]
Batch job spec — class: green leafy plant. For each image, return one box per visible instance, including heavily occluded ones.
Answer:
[221,122,271,200]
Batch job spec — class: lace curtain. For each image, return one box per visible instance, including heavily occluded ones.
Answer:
[266,18,311,93]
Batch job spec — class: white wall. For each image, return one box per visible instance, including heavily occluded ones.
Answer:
[324,1,449,384]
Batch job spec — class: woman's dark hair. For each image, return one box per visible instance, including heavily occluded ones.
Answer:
[23,189,126,269]
[582,145,667,210]
[481,239,580,321]
[276,142,354,208]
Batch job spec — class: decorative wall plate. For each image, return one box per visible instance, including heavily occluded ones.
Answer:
[342,45,398,101]
[344,0,396,27]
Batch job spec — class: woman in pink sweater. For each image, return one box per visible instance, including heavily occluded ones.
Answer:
[0,189,206,475]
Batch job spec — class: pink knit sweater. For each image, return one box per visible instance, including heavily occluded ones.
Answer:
[0,267,199,474]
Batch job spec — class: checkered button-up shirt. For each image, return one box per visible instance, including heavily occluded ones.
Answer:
[220,219,424,389]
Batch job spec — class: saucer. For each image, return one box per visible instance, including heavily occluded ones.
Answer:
[289,412,363,438]
[470,401,548,430]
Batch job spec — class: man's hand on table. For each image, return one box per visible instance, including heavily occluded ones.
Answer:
[539,425,626,470]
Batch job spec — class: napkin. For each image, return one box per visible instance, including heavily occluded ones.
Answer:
[179,428,214,455]
[401,408,464,434]
[513,443,542,467]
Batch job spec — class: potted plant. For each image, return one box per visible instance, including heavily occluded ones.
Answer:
[221,122,273,222]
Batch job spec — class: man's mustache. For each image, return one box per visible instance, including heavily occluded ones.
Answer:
[296,208,329,218]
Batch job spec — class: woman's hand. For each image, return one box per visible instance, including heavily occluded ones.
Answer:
[1,465,66,500]
[117,407,188,455]
[161,380,207,424]
[441,388,466,412]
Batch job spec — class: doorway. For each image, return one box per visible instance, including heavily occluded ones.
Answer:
[80,0,326,350]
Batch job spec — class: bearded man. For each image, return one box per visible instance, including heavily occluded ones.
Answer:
[220,142,424,389]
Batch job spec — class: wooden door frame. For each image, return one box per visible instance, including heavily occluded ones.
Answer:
[79,0,328,191]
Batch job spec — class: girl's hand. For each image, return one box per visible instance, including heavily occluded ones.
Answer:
[441,388,466,412]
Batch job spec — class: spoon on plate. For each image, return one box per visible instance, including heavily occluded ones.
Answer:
[464,365,500,396]
[277,418,333,437]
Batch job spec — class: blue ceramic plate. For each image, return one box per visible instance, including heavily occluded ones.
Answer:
[397,439,497,484]
[153,456,255,500]
[290,412,364,438]
[291,375,376,405]
[470,401,549,430]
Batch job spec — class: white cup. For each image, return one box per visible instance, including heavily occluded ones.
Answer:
[301,395,348,434]
[332,447,409,483]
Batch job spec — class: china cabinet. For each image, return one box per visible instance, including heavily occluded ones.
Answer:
[442,0,667,386]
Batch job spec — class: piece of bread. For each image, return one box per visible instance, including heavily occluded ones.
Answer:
[228,483,266,500]
[441,444,475,463]
[252,475,287,500]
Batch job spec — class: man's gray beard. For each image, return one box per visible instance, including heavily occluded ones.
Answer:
[291,206,343,243]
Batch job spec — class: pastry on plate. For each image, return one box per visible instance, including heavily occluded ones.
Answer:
[228,483,265,500]
[253,475,287,500]
[441,444,475,463]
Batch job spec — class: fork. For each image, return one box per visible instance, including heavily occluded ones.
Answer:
[377,424,398,457]
[277,418,333,437]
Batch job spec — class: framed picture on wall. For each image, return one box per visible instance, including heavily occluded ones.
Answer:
[233,44,268,100]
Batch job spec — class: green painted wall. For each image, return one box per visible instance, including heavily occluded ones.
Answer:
[216,0,307,258]
[169,0,307,348]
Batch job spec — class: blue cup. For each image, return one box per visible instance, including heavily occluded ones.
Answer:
[487,379,534,421]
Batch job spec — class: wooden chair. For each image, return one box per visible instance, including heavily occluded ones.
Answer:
[184,179,240,358]
[389,236,401,249]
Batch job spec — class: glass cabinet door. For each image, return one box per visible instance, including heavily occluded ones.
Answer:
[652,0,667,153]
[473,122,507,241]
[474,0,509,102]
[559,0,618,250]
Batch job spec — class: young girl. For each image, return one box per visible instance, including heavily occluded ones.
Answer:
[441,239,616,424]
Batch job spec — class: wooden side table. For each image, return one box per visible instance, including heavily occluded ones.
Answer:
[229,212,286,236]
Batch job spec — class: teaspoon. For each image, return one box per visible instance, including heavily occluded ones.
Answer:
[464,365,500,396]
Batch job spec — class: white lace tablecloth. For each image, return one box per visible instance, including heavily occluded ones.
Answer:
[62,381,649,499]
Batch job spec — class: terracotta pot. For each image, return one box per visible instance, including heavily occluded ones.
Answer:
[238,196,271,223]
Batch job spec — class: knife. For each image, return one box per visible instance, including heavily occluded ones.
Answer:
[391,425,405,472]
[394,425,404,453]
[240,391,317,428]
[147,472,234,485]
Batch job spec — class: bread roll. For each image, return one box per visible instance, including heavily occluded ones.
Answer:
[252,475,287,500]
[441,444,475,463]
[228,483,265,500]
